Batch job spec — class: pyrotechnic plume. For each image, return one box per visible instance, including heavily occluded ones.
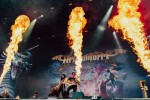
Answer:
[0,15,30,83]
[108,0,150,72]
[67,7,87,81]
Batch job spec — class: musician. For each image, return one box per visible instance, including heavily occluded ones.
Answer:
[57,74,67,98]
[66,72,80,98]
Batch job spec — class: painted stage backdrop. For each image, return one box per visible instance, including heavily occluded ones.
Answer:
[48,49,150,98]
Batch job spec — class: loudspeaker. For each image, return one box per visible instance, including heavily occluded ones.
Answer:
[71,92,84,99]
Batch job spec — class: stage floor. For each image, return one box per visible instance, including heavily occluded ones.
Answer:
[47,97,150,100]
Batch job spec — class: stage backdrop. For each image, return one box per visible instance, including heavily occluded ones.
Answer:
[48,49,150,98]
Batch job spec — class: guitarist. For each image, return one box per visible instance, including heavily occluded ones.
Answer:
[66,72,80,98]
[56,74,67,98]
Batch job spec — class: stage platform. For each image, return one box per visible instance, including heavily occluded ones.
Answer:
[47,97,150,100]
[47,92,150,100]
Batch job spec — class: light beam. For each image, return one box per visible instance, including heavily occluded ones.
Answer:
[89,5,113,49]
[113,31,122,49]
[23,19,37,43]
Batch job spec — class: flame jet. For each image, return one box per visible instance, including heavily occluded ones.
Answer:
[0,15,30,83]
[67,7,87,81]
[109,0,150,72]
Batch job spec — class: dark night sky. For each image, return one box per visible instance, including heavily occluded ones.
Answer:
[0,0,150,98]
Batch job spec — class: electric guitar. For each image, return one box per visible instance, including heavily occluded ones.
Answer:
[66,78,80,86]
[52,77,68,91]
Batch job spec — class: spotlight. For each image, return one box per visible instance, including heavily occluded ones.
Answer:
[36,15,44,20]
[89,5,114,49]
[40,15,44,18]
[113,31,115,34]
[98,25,106,31]
[23,19,37,43]
[113,31,122,49]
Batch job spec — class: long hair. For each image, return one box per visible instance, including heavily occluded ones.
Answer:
[61,74,66,80]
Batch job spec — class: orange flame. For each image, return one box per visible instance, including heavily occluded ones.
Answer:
[0,15,30,83]
[109,0,150,72]
[67,7,87,80]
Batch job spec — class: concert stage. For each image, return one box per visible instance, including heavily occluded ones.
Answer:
[48,97,150,100]
[48,91,150,100]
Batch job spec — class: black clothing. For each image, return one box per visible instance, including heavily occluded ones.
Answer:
[1,93,9,98]
[68,77,76,83]
[57,77,66,98]
[67,85,77,93]
[66,77,78,98]
[0,95,3,98]
[48,89,57,96]
[57,84,66,98]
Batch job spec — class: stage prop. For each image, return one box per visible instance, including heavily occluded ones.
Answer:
[0,52,32,97]
[0,15,30,98]
[0,45,38,97]
[139,80,149,98]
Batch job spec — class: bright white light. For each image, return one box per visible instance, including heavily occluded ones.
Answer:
[98,25,106,31]
[89,5,114,48]
[113,31,115,34]
[40,15,43,18]
[113,31,122,49]
[23,19,37,42]
[37,15,44,20]
[101,5,113,25]
[97,5,114,32]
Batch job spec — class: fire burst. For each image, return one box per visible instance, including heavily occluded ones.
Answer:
[0,15,30,83]
[109,0,150,72]
[67,7,87,80]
